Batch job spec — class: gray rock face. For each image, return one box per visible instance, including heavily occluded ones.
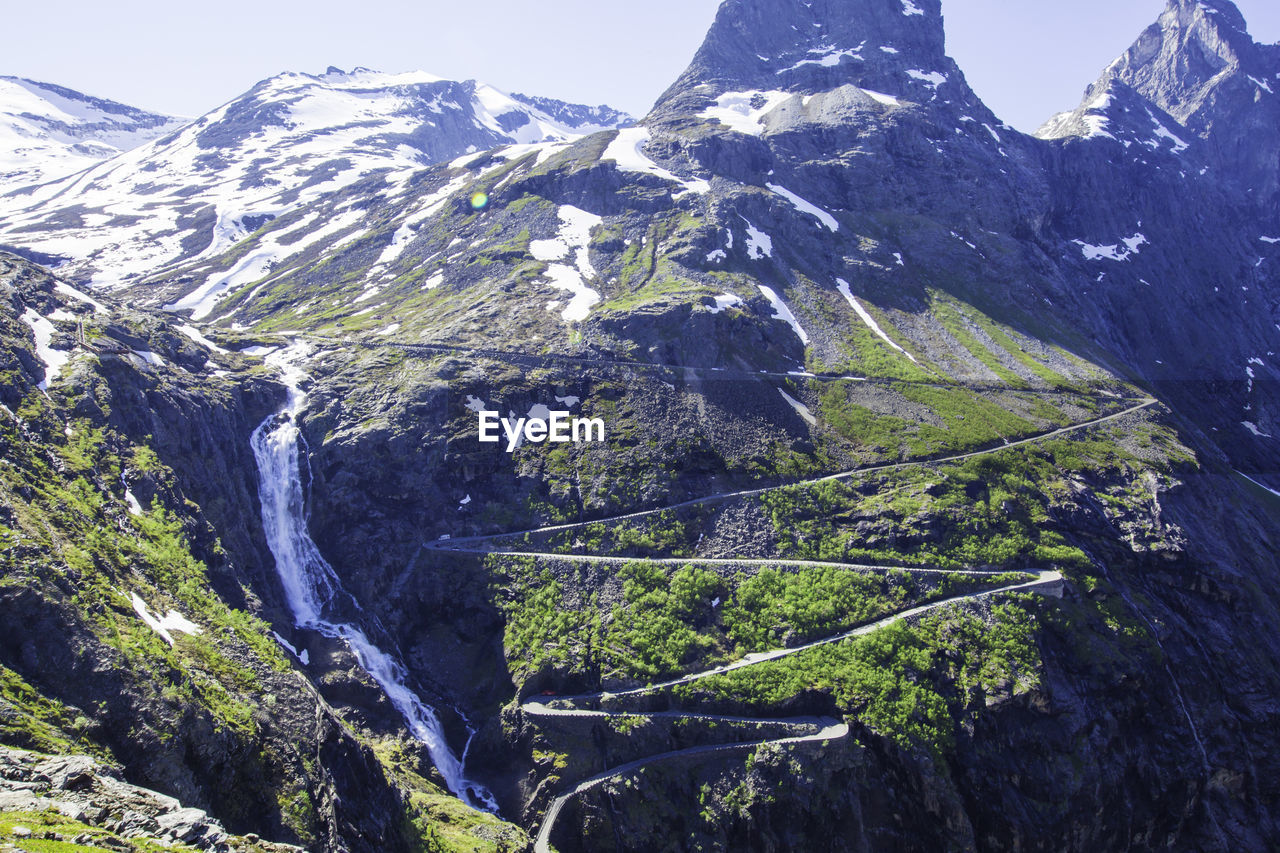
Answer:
[1046,0,1280,212]
[654,0,955,110]
[2,1,1280,851]
[0,746,305,852]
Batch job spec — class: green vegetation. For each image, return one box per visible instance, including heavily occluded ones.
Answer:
[757,417,1186,571]
[815,378,1123,466]
[828,296,934,382]
[931,296,1027,385]
[0,808,203,852]
[494,555,1031,688]
[934,293,1072,388]
[674,600,1044,759]
[895,384,1034,454]
[0,666,101,759]
[371,739,531,853]
[0,385,321,831]
[817,383,915,457]
[498,561,601,682]
[604,563,721,679]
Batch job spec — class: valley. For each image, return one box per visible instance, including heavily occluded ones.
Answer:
[2,0,1280,850]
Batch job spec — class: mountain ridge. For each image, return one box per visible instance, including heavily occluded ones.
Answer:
[1,0,1280,851]
[0,66,634,292]
[0,75,185,194]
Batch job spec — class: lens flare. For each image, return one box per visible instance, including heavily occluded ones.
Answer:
[470,192,489,211]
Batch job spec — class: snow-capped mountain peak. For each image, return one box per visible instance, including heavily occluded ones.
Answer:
[0,67,633,291]
[0,76,185,193]
[1042,0,1280,208]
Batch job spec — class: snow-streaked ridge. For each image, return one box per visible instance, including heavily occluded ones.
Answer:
[0,67,631,298]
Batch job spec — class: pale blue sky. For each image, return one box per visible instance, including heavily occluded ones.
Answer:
[7,1,1280,131]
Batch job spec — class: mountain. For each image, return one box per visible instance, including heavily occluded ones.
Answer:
[0,76,184,194]
[0,67,632,292]
[2,1,1280,852]
[652,0,984,118]
[1033,0,1280,488]
[1043,0,1280,210]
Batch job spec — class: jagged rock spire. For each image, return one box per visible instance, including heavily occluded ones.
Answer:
[1093,0,1265,128]
[649,0,973,118]
[1041,0,1280,210]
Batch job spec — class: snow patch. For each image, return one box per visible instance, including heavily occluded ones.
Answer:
[131,593,202,646]
[700,91,793,136]
[372,175,469,273]
[861,89,902,107]
[1249,75,1274,95]
[1146,109,1189,153]
[271,631,310,665]
[757,285,809,345]
[530,205,603,323]
[602,128,709,195]
[777,42,865,74]
[743,219,773,260]
[130,349,165,367]
[1238,470,1280,497]
[708,293,742,314]
[836,279,918,363]
[176,324,230,354]
[1242,421,1273,438]
[906,69,947,90]
[54,283,107,314]
[1073,233,1147,262]
[778,389,817,425]
[766,183,838,231]
[19,308,69,390]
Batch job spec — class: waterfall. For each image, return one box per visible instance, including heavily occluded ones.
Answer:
[250,343,497,813]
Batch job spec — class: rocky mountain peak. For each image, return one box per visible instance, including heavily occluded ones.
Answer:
[1036,78,1195,160]
[651,0,964,118]
[1171,0,1249,35]
[1047,0,1280,211]
[1094,0,1265,127]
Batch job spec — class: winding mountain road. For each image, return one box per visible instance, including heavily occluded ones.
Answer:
[428,397,1157,554]
[531,716,850,853]
[296,332,1138,395]
[526,568,1062,853]
[415,394,1151,850]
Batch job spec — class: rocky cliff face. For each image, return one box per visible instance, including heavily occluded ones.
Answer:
[1046,0,1280,212]
[0,252,529,851]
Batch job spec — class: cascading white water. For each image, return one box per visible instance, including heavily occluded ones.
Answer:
[250,343,497,812]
